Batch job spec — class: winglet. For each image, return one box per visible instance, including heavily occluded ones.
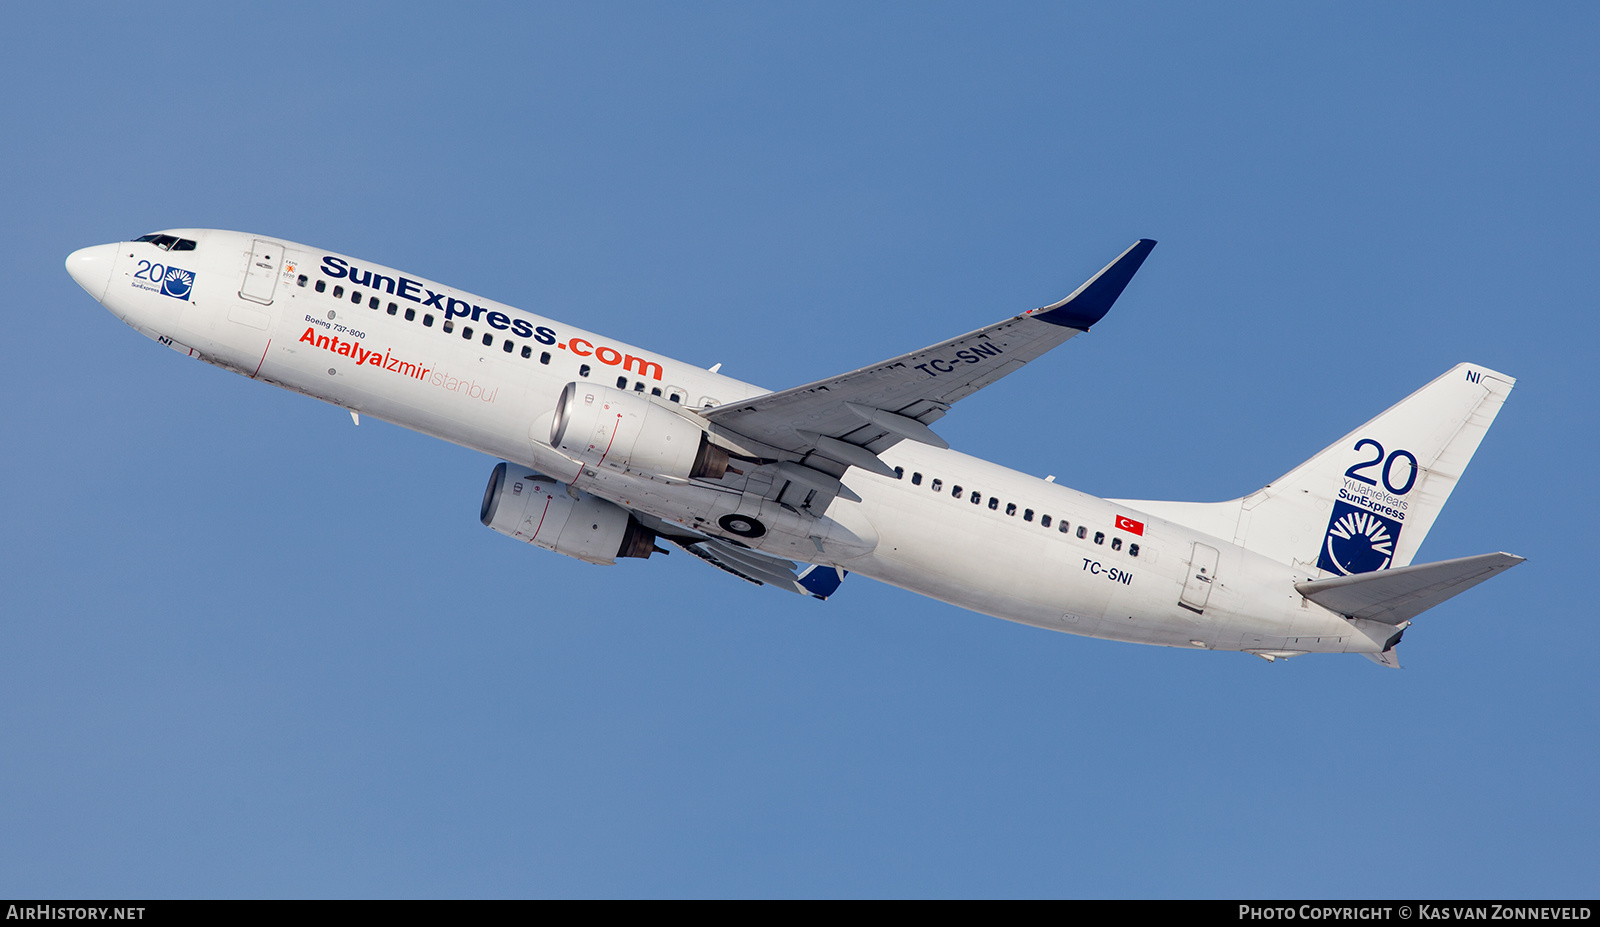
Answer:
[797,565,847,600]
[1032,239,1156,330]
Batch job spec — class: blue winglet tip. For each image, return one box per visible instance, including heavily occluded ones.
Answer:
[1033,238,1156,330]
[798,566,847,600]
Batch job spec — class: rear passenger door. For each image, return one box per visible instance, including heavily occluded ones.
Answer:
[1179,542,1219,614]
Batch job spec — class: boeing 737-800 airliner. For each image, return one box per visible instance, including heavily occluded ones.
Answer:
[65,230,1521,666]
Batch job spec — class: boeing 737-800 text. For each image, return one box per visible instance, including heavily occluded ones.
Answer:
[65,230,1522,666]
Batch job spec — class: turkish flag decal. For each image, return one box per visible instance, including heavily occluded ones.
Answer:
[1115,515,1145,536]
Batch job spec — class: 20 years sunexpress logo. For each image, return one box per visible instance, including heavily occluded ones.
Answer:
[131,259,195,300]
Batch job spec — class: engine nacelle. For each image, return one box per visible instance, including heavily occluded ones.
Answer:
[480,462,659,565]
[550,383,730,480]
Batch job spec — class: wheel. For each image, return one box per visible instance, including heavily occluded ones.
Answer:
[717,514,766,539]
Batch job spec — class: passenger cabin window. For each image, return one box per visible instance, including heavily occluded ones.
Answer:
[579,364,590,377]
[1040,514,1051,527]
[405,308,415,322]
[503,340,514,353]
[351,290,362,303]
[893,467,904,480]
[1024,509,1034,522]
[332,285,343,298]
[1130,544,1140,558]
[931,479,942,492]
[1077,526,1087,539]
[387,303,398,316]
[912,472,922,485]
[315,280,326,293]
[617,376,628,389]
[423,314,434,327]
[651,387,662,397]
[462,326,473,340]
[668,393,679,402]
[297,275,308,287]
[369,296,379,309]
[541,352,551,364]
[986,497,997,509]
[633,382,645,392]
[522,346,533,359]
[1111,537,1122,551]
[1094,531,1105,545]
[443,320,454,333]
[971,492,982,504]
[1005,503,1017,516]
[482,333,493,346]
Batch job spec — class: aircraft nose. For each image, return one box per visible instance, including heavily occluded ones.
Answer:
[65,243,118,301]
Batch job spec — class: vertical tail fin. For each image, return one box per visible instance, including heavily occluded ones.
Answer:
[1112,363,1515,575]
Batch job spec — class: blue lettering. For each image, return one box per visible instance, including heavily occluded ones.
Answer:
[487,311,510,331]
[534,326,557,346]
[423,290,448,310]
[914,363,934,376]
[348,267,373,287]
[320,255,348,279]
[955,349,978,364]
[470,305,487,322]
[397,277,423,302]
[511,319,534,339]
[369,274,396,295]
[930,358,954,373]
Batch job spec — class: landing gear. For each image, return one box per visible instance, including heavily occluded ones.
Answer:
[717,513,766,539]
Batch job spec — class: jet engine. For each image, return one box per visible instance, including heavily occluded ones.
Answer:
[550,383,731,480]
[480,462,659,564]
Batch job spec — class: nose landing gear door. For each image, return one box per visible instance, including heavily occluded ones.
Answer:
[239,239,283,305]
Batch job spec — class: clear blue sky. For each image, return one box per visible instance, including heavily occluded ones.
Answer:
[2,2,1595,898]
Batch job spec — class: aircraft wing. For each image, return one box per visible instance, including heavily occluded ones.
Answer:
[701,240,1155,482]
[671,535,847,599]
[628,510,847,598]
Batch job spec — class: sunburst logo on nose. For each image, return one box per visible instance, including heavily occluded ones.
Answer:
[160,266,195,299]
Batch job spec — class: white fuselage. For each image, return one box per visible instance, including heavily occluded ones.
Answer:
[76,229,1383,658]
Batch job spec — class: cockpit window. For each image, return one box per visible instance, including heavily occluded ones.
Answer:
[132,233,196,251]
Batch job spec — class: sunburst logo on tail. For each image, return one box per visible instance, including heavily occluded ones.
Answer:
[1317,501,1403,575]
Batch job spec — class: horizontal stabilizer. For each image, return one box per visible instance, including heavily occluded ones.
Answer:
[1296,552,1524,625]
